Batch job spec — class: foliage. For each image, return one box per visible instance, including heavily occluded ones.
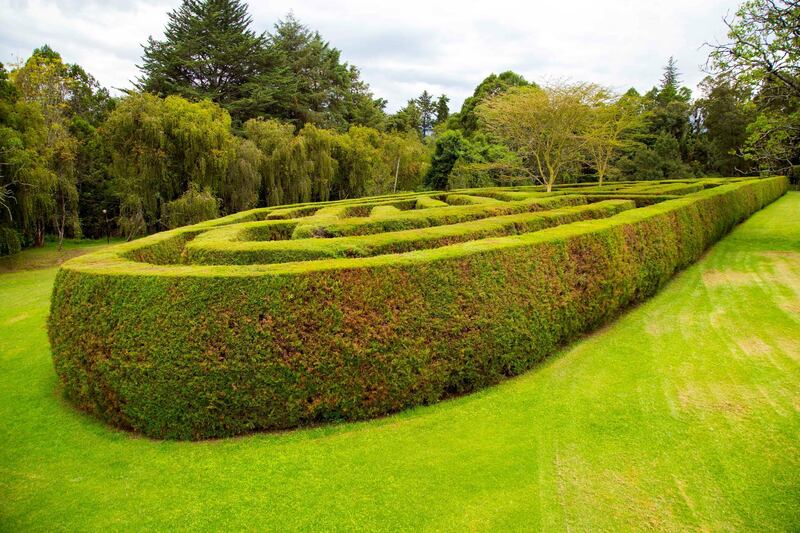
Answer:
[425,130,464,189]
[47,177,787,439]
[9,48,87,249]
[161,182,220,229]
[456,71,532,134]
[707,0,800,174]
[138,0,273,124]
[222,136,262,213]
[694,76,757,175]
[263,13,385,130]
[388,90,449,138]
[708,0,800,99]
[425,130,522,190]
[584,90,644,184]
[139,4,385,129]
[102,93,234,236]
[0,226,21,256]
[478,82,602,191]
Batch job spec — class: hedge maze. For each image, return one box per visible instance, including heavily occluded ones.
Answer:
[49,176,788,439]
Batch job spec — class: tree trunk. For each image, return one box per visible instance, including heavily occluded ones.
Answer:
[34,222,44,247]
[393,156,400,193]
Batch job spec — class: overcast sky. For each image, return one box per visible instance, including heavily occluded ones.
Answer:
[0,0,739,112]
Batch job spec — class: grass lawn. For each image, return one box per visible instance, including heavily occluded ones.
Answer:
[0,238,124,274]
[1,194,799,531]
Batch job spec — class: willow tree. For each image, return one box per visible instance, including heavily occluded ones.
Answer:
[243,118,294,205]
[378,131,427,194]
[103,93,235,235]
[162,182,220,229]
[478,82,599,192]
[223,137,262,213]
[301,125,338,201]
[264,124,337,205]
[333,126,384,199]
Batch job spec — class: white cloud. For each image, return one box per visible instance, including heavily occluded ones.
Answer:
[0,0,739,111]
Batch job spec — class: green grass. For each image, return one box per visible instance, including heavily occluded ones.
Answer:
[2,193,799,531]
[0,238,124,273]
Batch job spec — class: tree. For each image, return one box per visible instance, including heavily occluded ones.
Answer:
[458,71,532,134]
[162,182,219,229]
[707,0,800,175]
[428,131,523,190]
[435,94,449,126]
[387,100,422,136]
[379,131,427,192]
[0,63,52,244]
[478,83,598,192]
[222,136,262,213]
[694,76,757,175]
[417,90,436,137]
[584,90,644,185]
[267,13,385,130]
[263,123,337,205]
[742,107,800,173]
[102,93,235,235]
[425,130,464,189]
[243,117,294,205]
[11,47,83,248]
[138,0,272,123]
[708,0,800,100]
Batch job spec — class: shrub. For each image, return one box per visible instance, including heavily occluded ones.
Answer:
[161,183,220,229]
[48,177,788,439]
[0,226,21,256]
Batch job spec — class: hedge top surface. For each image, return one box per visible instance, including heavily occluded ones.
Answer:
[61,177,785,278]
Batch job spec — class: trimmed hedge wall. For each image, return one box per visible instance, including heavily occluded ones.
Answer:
[48,177,787,439]
[184,200,635,265]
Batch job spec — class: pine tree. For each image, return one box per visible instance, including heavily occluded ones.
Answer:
[267,13,384,131]
[434,94,449,125]
[137,0,272,123]
[661,56,680,91]
[417,90,436,136]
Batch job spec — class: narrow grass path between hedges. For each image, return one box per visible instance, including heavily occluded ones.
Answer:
[1,193,799,532]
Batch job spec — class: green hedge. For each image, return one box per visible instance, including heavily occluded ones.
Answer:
[48,177,787,439]
[184,200,635,265]
[290,195,585,238]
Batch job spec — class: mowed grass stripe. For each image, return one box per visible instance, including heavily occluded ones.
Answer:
[1,193,798,530]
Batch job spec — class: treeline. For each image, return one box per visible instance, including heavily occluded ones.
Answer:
[1,0,798,255]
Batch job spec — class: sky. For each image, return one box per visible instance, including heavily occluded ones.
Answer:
[0,0,741,113]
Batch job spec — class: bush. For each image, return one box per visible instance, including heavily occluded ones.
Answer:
[161,183,220,229]
[48,177,788,439]
[0,227,21,256]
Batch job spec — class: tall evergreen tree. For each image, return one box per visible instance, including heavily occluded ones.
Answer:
[661,56,680,91]
[137,0,273,123]
[267,13,385,131]
[435,94,449,125]
[416,90,436,136]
